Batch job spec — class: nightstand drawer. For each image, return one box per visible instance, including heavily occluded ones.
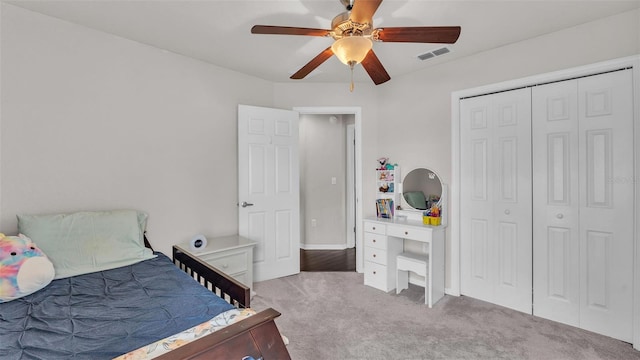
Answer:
[387,225,429,242]
[364,246,387,265]
[364,261,388,291]
[364,221,386,235]
[364,232,387,250]
[200,251,248,275]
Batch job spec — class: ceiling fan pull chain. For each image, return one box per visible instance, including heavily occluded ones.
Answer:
[350,68,354,92]
[349,61,355,92]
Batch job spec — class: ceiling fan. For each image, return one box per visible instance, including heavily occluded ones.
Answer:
[251,0,461,90]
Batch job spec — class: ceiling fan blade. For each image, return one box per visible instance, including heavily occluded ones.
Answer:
[290,47,334,80]
[349,0,382,25]
[376,26,461,43]
[251,25,330,37]
[361,49,390,85]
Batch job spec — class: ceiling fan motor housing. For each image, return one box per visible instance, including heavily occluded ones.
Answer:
[331,12,372,39]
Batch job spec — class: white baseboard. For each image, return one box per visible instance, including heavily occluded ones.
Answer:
[300,243,350,250]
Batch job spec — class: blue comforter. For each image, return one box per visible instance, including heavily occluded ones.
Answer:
[0,253,234,359]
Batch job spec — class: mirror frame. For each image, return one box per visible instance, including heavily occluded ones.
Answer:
[396,167,448,226]
[400,168,444,211]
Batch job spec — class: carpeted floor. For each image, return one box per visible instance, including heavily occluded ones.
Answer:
[251,272,640,360]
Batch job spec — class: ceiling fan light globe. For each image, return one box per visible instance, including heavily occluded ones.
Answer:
[331,36,372,66]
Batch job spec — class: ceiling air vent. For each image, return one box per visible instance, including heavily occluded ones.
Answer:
[417,46,451,61]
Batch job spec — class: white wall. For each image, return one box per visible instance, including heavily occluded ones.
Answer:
[376,8,640,288]
[299,114,349,249]
[0,4,274,256]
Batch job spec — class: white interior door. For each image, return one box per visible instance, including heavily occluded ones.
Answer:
[533,69,634,342]
[238,104,300,282]
[460,88,533,313]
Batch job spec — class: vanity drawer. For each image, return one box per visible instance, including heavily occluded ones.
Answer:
[200,251,248,275]
[364,232,387,250]
[364,221,386,235]
[364,261,388,291]
[364,246,387,265]
[387,225,430,242]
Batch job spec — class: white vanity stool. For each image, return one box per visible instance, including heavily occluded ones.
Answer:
[396,252,429,306]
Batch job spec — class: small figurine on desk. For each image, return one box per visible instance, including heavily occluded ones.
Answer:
[377,157,388,170]
[430,205,440,218]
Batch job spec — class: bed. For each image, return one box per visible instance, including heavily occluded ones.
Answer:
[0,210,291,359]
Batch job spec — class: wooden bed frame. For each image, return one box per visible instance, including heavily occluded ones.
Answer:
[145,245,291,360]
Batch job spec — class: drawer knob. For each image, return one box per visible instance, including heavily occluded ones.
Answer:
[222,263,229,268]
[373,271,377,275]
[373,254,376,258]
[373,239,376,243]
[372,227,376,230]
[405,231,409,235]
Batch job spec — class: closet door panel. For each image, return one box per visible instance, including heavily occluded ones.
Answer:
[578,70,634,342]
[461,88,532,313]
[532,80,580,326]
[461,98,495,303]
[491,89,532,313]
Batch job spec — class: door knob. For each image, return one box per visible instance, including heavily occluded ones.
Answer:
[240,201,254,208]
[556,213,564,219]
[504,209,511,215]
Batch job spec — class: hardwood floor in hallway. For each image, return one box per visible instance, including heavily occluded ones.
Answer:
[300,248,356,272]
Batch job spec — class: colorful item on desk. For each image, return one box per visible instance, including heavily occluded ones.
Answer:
[377,157,388,170]
[423,205,442,226]
[376,199,394,219]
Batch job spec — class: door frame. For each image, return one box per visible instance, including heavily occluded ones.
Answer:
[451,55,640,349]
[346,123,356,249]
[294,107,363,272]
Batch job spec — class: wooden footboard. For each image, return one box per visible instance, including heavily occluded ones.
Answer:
[173,245,250,307]
[154,308,289,360]
[171,245,291,360]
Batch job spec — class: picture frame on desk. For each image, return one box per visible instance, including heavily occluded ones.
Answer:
[376,198,394,218]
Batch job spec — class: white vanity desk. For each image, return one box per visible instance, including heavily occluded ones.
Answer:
[363,216,446,307]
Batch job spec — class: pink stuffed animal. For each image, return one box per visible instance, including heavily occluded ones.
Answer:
[0,233,54,302]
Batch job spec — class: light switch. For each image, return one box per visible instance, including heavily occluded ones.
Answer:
[331,177,337,185]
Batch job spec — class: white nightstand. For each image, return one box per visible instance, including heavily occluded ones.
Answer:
[176,235,257,290]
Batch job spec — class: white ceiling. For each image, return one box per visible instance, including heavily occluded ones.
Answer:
[6,0,640,85]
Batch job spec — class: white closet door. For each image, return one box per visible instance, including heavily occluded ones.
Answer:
[460,88,532,313]
[533,69,634,342]
[578,70,634,342]
[532,80,581,327]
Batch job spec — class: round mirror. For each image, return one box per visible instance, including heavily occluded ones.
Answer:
[401,168,443,211]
